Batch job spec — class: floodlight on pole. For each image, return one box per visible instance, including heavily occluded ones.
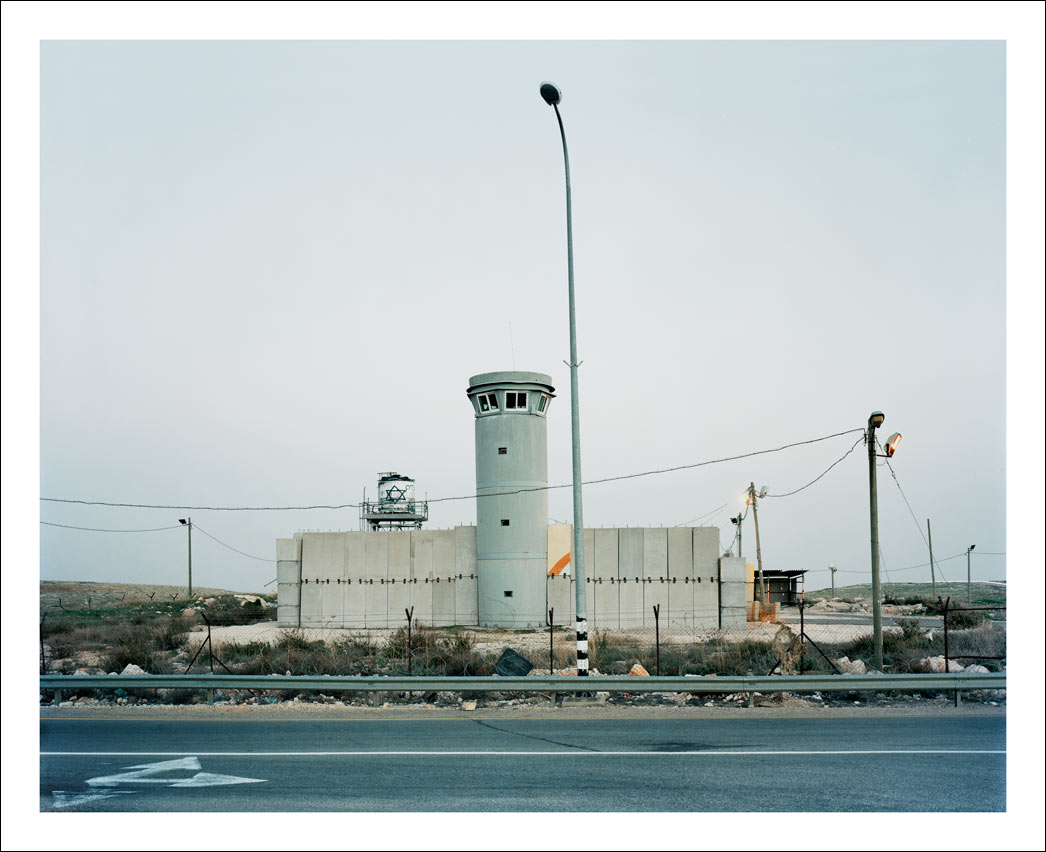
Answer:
[967,544,976,604]
[179,517,192,596]
[540,80,589,676]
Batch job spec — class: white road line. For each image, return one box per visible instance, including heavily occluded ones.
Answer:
[41,749,1006,756]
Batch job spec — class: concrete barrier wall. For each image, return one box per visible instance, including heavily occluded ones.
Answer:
[280,525,736,631]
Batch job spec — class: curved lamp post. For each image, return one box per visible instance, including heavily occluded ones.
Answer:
[540,81,588,676]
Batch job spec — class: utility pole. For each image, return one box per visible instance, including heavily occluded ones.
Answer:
[926,519,937,599]
[179,517,193,596]
[966,544,976,605]
[866,412,884,672]
[730,513,743,558]
[749,483,767,605]
[829,564,836,597]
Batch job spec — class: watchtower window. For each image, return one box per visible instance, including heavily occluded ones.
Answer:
[477,392,498,412]
[498,447,507,455]
[505,391,528,410]
[504,590,513,598]
[501,519,510,526]
[537,395,548,412]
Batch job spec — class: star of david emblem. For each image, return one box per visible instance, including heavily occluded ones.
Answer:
[384,486,407,502]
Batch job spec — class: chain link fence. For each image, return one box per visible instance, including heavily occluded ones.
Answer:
[40,589,1005,702]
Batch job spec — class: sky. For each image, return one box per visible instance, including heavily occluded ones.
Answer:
[31,36,1015,595]
[3,2,1044,847]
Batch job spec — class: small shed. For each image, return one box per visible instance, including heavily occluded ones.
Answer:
[752,569,807,606]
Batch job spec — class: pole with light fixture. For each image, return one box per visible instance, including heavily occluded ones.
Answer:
[966,544,976,604]
[540,81,588,676]
[730,513,743,558]
[179,517,192,596]
[867,412,902,671]
[748,483,768,607]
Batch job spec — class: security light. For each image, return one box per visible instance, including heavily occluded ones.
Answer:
[539,82,562,105]
[885,432,902,457]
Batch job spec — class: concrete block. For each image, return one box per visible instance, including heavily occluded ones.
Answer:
[643,528,669,628]
[692,527,719,577]
[277,605,299,627]
[428,532,455,625]
[277,560,300,585]
[546,573,573,627]
[277,582,300,607]
[454,526,478,625]
[593,528,619,629]
[276,537,302,561]
[720,607,746,630]
[618,528,644,628]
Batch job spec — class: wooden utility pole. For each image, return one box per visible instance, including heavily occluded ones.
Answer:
[749,483,768,605]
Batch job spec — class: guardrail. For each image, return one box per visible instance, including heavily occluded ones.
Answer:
[40,672,1005,707]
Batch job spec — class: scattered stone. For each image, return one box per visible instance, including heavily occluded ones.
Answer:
[628,663,650,677]
[964,664,990,674]
[120,663,148,676]
[922,656,966,673]
[461,700,477,711]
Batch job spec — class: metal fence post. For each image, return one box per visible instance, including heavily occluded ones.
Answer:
[40,614,47,675]
[547,608,555,674]
[405,607,414,676]
[653,604,660,676]
[799,599,805,673]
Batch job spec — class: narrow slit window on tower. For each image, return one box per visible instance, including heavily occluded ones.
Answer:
[537,395,547,412]
[478,395,489,412]
[504,590,513,598]
[498,447,507,455]
[501,519,510,526]
[487,392,499,409]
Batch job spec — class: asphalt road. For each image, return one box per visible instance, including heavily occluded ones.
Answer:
[40,710,1005,812]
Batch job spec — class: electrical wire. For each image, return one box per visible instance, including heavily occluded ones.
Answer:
[40,521,184,533]
[834,551,967,574]
[40,427,865,512]
[191,524,276,563]
[765,436,864,498]
[673,500,734,527]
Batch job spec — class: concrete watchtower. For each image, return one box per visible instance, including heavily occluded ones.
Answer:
[466,371,555,627]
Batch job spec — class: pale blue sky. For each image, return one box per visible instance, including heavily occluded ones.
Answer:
[35,39,1011,593]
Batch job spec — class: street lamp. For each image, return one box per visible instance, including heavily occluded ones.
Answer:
[866,410,900,672]
[966,544,976,605]
[540,81,589,676]
[179,518,192,596]
[729,513,743,558]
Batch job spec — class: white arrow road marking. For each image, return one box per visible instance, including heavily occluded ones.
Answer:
[51,790,136,809]
[52,756,266,806]
[87,756,202,786]
[168,772,265,788]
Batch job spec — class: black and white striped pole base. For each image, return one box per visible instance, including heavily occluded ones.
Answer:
[576,615,589,676]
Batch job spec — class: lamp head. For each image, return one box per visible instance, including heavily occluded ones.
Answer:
[969,544,976,552]
[179,519,187,525]
[868,411,885,429]
[540,82,562,106]
[885,432,902,457]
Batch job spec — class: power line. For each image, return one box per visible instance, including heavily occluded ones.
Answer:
[766,436,864,498]
[673,500,734,527]
[834,551,967,574]
[40,521,184,533]
[191,524,276,563]
[40,427,865,512]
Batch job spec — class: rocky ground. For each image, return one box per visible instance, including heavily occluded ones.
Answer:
[41,580,244,611]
